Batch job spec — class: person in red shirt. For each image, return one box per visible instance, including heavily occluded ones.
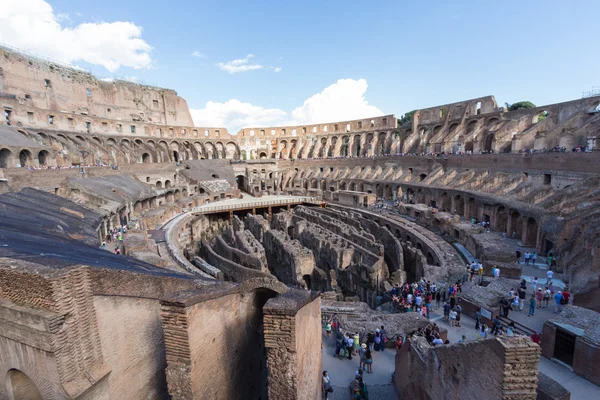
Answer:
[531,332,541,345]
[561,288,570,304]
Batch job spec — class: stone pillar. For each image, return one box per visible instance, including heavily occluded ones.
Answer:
[263,293,321,400]
[497,336,541,399]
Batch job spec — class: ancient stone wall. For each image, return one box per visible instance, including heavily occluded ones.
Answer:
[396,336,540,400]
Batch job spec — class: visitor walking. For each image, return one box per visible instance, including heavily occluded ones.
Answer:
[528,296,536,317]
[515,248,521,263]
[364,349,373,373]
[475,308,481,330]
[380,326,387,351]
[322,371,333,399]
[359,343,367,370]
[546,270,554,285]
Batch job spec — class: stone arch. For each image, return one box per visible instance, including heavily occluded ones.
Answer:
[120,138,131,149]
[279,140,288,159]
[6,369,43,400]
[464,141,474,152]
[37,150,50,166]
[225,141,239,159]
[352,134,362,157]
[215,142,225,159]
[525,217,538,247]
[341,135,349,157]
[440,192,450,211]
[142,153,151,163]
[0,148,14,168]
[156,181,163,189]
[448,123,459,132]
[487,117,500,130]
[349,182,356,191]
[483,134,494,152]
[467,120,478,134]
[496,205,508,232]
[92,136,103,145]
[454,195,464,216]
[165,180,172,188]
[365,133,374,156]
[19,149,33,167]
[259,152,267,159]
[107,138,117,146]
[510,210,522,239]
[377,132,387,155]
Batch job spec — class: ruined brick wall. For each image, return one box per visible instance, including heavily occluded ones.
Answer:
[263,229,316,287]
[201,240,270,282]
[162,289,275,400]
[396,336,540,400]
[94,295,169,399]
[213,235,264,270]
[264,294,321,400]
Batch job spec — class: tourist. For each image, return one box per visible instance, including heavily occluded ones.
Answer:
[547,252,554,268]
[515,248,521,263]
[475,308,481,330]
[455,304,462,327]
[506,322,515,336]
[531,277,538,293]
[518,287,526,311]
[543,287,551,308]
[512,231,517,240]
[524,252,531,265]
[480,324,489,339]
[380,326,387,351]
[443,302,450,322]
[435,290,441,309]
[374,329,382,351]
[532,252,537,265]
[491,317,501,335]
[432,334,444,346]
[395,335,403,351]
[562,288,571,305]
[101,241,106,249]
[325,320,332,337]
[531,332,541,345]
[335,331,344,359]
[346,334,354,359]
[493,266,500,278]
[322,371,333,399]
[458,335,467,344]
[353,332,360,354]
[449,308,457,327]
[528,296,536,317]
[546,269,554,285]
[364,349,373,373]
[535,288,544,308]
[114,248,120,255]
[554,291,563,313]
[366,330,375,352]
[359,343,367,369]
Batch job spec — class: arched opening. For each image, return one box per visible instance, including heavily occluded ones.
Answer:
[303,274,312,290]
[465,141,474,153]
[236,175,245,190]
[419,173,427,182]
[496,206,507,232]
[37,150,50,166]
[510,211,522,239]
[6,369,42,400]
[440,192,450,211]
[483,134,494,152]
[156,181,163,189]
[525,217,538,247]
[0,148,12,168]
[165,180,172,188]
[259,152,267,159]
[426,252,434,265]
[454,195,464,216]
[172,151,179,163]
[212,174,220,179]
[142,153,151,163]
[19,149,32,167]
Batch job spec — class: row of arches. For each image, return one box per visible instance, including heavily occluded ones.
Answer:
[0,148,53,168]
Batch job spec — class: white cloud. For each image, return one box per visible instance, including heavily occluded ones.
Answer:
[291,78,384,124]
[0,0,153,72]
[271,67,282,73]
[216,54,263,74]
[190,78,384,133]
[191,50,204,58]
[190,99,287,132]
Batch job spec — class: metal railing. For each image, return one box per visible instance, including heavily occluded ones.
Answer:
[191,197,321,213]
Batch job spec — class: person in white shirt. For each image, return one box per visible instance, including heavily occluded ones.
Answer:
[493,267,500,278]
[546,270,554,285]
[432,337,444,346]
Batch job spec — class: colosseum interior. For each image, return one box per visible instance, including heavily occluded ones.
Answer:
[1,44,600,400]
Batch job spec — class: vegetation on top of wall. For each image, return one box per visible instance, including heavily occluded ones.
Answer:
[398,110,416,126]
[505,101,536,111]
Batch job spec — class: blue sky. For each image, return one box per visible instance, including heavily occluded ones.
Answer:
[1,0,598,131]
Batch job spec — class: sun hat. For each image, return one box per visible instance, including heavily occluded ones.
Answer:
[361,343,367,349]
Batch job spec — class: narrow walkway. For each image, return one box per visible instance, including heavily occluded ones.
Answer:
[321,330,397,399]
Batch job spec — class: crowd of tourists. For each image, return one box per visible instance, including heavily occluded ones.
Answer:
[100,225,127,255]
[26,163,118,171]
